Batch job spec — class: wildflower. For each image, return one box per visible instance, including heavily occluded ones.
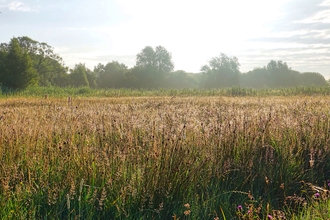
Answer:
[184,203,190,209]
[237,205,243,211]
[267,214,273,219]
[184,210,191,216]
[314,193,320,198]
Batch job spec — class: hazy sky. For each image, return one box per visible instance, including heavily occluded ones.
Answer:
[1,0,330,78]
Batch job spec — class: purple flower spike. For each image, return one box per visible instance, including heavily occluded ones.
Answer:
[267,214,273,219]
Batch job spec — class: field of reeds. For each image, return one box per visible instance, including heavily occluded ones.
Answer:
[3,85,330,98]
[0,94,330,219]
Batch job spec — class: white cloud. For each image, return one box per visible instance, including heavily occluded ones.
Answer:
[319,0,330,6]
[0,1,39,12]
[299,9,330,23]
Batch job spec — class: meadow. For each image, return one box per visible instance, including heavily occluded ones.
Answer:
[0,89,330,219]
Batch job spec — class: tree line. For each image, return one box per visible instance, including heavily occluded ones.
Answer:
[0,36,327,90]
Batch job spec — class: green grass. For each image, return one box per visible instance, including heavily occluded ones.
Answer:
[2,85,330,98]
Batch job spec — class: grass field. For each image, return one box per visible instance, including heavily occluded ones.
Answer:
[0,94,330,219]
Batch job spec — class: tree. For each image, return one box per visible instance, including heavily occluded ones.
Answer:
[0,38,38,90]
[0,36,68,86]
[95,61,128,88]
[241,67,270,88]
[94,63,105,80]
[136,46,174,74]
[154,46,174,73]
[0,48,6,82]
[86,69,97,88]
[164,70,198,89]
[266,60,297,87]
[133,46,174,88]
[298,72,327,86]
[201,53,240,88]
[136,46,156,69]
[69,63,89,87]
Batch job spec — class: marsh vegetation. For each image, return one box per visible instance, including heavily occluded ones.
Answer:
[0,92,330,219]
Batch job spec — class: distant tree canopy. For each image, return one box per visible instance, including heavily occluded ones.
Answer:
[69,63,90,87]
[240,60,327,88]
[129,46,175,88]
[201,53,240,88]
[163,70,198,89]
[0,36,328,90]
[136,46,174,74]
[95,61,128,88]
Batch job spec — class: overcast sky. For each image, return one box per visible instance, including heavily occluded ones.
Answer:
[1,0,330,78]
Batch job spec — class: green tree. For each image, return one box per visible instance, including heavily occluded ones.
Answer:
[94,63,105,80]
[0,48,7,83]
[154,46,174,73]
[0,38,38,90]
[136,46,156,69]
[69,63,89,87]
[164,70,198,89]
[0,36,68,86]
[134,46,174,88]
[241,67,270,88]
[86,69,97,88]
[136,46,174,74]
[298,72,327,86]
[267,60,298,87]
[95,61,128,88]
[201,53,240,88]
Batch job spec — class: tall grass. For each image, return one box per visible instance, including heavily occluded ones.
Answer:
[2,85,330,98]
[0,96,329,219]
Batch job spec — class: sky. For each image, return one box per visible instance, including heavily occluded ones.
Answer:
[0,0,330,78]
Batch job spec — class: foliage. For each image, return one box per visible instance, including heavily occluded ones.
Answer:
[0,36,328,90]
[136,45,174,74]
[2,86,330,98]
[241,61,327,88]
[240,67,270,89]
[69,63,90,87]
[201,53,240,88]
[127,65,162,89]
[0,38,38,90]
[298,72,328,86]
[0,36,68,87]
[164,70,198,89]
[86,69,98,89]
[129,46,175,89]
[95,61,128,88]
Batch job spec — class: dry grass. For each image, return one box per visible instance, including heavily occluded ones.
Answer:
[0,95,330,219]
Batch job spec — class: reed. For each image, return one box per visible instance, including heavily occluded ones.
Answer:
[2,85,330,98]
[0,95,329,219]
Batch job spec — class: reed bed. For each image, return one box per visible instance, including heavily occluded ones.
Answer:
[0,96,329,219]
[2,85,330,98]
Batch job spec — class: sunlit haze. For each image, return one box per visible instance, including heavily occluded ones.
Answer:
[1,0,329,77]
